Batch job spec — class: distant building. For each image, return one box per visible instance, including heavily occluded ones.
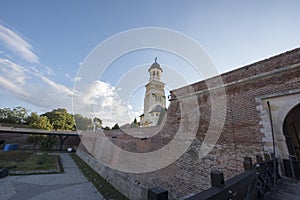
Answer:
[140,58,166,126]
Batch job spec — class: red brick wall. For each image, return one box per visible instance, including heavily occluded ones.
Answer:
[78,48,300,199]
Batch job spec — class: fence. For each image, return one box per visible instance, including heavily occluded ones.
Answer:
[147,154,280,200]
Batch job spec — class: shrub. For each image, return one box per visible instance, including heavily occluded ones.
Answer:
[36,153,47,165]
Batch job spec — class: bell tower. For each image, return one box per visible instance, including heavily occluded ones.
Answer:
[141,58,166,126]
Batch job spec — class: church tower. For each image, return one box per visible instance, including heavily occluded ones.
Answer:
[140,58,166,126]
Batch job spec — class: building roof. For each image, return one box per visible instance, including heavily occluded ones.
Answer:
[148,57,163,72]
[148,104,164,113]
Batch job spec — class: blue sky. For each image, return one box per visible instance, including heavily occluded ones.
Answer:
[0,0,299,126]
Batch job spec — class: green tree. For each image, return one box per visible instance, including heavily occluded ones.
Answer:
[131,118,138,127]
[13,106,29,124]
[0,106,29,124]
[93,117,102,129]
[74,114,93,130]
[39,135,56,151]
[43,108,75,130]
[27,134,43,150]
[112,123,119,130]
[0,108,11,123]
[29,112,52,130]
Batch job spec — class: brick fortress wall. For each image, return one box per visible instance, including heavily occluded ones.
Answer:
[77,48,300,199]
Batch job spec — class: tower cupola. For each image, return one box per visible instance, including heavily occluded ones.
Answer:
[148,57,163,81]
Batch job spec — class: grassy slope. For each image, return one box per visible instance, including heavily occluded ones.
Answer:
[70,153,128,200]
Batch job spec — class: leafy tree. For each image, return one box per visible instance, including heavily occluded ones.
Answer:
[13,106,29,123]
[43,108,75,130]
[27,134,43,150]
[112,123,119,130]
[0,108,11,123]
[74,114,93,130]
[93,117,102,129]
[0,106,29,124]
[28,134,56,151]
[29,112,52,130]
[39,135,56,151]
[131,118,138,127]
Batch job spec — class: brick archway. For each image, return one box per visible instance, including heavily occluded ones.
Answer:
[283,103,300,160]
[258,91,300,161]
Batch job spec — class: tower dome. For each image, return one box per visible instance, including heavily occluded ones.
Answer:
[148,57,163,72]
[148,57,163,81]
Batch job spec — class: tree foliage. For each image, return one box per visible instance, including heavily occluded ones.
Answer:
[43,108,75,130]
[0,106,29,124]
[27,134,56,151]
[93,117,102,128]
[0,106,104,132]
[29,112,52,130]
[27,134,43,150]
[74,114,93,130]
[112,123,119,130]
[131,118,138,127]
[39,135,56,150]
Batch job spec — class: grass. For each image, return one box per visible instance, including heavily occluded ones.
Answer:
[70,153,128,200]
[0,150,60,172]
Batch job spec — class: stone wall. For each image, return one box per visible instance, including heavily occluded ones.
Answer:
[77,48,300,199]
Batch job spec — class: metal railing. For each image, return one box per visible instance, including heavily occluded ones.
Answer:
[183,154,280,200]
[147,154,281,200]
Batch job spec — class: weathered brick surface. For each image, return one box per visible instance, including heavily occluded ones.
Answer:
[77,48,300,199]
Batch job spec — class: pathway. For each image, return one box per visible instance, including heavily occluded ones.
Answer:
[0,153,104,200]
[275,177,300,200]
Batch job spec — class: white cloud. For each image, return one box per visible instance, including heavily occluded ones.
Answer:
[0,24,74,112]
[65,73,82,83]
[0,76,29,97]
[0,24,136,127]
[0,24,38,63]
[0,57,137,126]
[0,57,73,110]
[0,59,28,86]
[72,80,137,127]
[74,77,82,81]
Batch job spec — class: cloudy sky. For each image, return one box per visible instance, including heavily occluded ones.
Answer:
[0,0,299,126]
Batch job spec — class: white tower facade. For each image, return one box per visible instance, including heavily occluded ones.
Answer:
[140,58,166,127]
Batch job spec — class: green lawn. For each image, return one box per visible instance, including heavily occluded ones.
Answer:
[70,153,128,200]
[0,151,60,172]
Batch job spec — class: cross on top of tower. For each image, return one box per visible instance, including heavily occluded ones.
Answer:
[148,57,163,72]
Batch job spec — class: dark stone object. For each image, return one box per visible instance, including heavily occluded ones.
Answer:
[148,187,168,200]
[211,170,224,187]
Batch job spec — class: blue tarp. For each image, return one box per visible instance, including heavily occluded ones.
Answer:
[3,144,18,151]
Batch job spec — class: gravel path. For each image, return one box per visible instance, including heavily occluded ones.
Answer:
[0,153,104,200]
